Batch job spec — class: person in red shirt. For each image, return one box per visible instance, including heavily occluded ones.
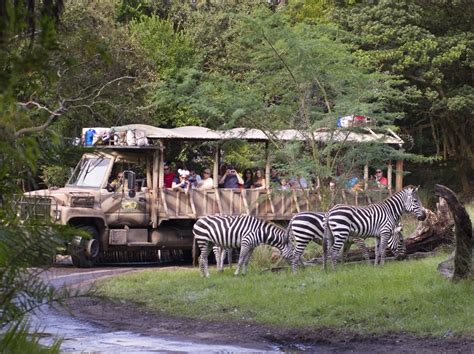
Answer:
[375,169,388,189]
[164,164,176,188]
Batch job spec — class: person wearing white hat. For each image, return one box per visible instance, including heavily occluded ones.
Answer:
[172,169,191,193]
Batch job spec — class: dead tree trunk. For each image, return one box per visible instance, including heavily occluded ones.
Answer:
[435,184,473,280]
[341,196,455,263]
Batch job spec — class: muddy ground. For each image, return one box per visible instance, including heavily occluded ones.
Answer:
[63,296,474,352]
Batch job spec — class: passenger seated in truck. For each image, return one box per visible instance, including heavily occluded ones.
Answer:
[188,169,202,188]
[164,163,176,188]
[172,169,191,193]
[196,168,213,189]
[219,164,244,189]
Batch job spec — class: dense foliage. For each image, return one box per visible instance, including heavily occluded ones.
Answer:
[2,0,471,194]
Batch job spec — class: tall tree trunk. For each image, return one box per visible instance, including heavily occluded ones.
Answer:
[435,184,472,280]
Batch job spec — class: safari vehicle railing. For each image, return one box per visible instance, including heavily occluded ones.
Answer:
[157,187,392,221]
[158,188,318,220]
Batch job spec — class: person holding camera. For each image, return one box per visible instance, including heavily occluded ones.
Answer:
[219,164,244,189]
[172,169,191,193]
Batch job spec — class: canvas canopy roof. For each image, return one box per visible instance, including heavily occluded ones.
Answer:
[109,124,403,145]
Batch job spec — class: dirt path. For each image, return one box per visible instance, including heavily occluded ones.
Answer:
[63,296,474,352]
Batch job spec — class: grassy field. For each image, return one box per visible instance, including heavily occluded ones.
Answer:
[98,253,474,337]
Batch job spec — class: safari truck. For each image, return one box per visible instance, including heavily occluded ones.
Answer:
[19,124,404,267]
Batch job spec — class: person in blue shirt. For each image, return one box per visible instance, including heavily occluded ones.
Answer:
[218,165,244,189]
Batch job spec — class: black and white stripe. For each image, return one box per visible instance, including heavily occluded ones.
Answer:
[323,185,426,270]
[288,211,370,271]
[193,215,293,277]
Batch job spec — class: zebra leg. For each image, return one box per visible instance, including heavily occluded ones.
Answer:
[352,237,370,264]
[341,240,352,263]
[218,248,225,272]
[292,239,310,272]
[212,246,223,272]
[227,248,233,269]
[330,234,348,271]
[235,246,250,276]
[199,242,212,277]
[374,237,380,266]
[379,233,390,266]
[242,248,254,275]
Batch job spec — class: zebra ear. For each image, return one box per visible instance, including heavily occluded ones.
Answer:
[415,185,420,192]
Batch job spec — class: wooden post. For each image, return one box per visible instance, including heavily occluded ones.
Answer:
[146,156,152,192]
[395,160,403,192]
[213,144,219,188]
[387,161,393,193]
[363,164,369,191]
[158,141,164,188]
[151,149,160,228]
[265,141,270,189]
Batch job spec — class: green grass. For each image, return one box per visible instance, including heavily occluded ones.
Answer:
[98,254,474,337]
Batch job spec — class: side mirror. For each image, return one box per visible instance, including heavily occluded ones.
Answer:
[125,170,136,198]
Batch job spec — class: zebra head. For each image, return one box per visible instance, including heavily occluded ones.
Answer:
[391,224,406,258]
[268,223,294,262]
[403,186,427,221]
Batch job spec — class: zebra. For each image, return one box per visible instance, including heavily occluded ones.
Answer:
[323,185,426,270]
[375,223,406,265]
[288,211,371,272]
[193,215,293,277]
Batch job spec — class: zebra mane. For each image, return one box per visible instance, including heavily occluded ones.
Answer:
[266,220,286,232]
[404,184,418,190]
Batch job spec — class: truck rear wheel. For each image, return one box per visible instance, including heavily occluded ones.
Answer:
[70,225,100,268]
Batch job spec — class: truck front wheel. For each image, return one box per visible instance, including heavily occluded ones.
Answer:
[70,225,100,268]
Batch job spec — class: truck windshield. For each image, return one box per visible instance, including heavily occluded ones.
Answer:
[67,157,110,188]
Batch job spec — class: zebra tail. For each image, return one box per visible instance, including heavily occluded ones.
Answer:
[322,212,331,269]
[192,236,198,267]
[286,217,294,243]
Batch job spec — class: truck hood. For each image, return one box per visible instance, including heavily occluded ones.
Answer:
[24,188,99,205]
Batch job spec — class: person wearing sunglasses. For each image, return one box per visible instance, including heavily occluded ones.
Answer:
[197,168,214,190]
[375,169,388,189]
[163,163,176,188]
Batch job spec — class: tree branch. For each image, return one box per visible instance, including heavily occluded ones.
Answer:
[14,101,66,138]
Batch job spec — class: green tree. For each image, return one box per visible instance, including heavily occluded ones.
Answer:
[0,1,73,350]
[152,7,414,185]
[333,0,473,195]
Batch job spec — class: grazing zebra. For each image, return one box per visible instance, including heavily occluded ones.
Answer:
[375,223,406,265]
[288,211,370,272]
[193,215,293,277]
[323,185,426,270]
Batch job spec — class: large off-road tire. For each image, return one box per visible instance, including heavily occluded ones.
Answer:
[70,225,100,268]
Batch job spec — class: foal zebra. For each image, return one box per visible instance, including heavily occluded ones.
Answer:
[289,211,370,272]
[323,185,426,270]
[375,223,406,265]
[193,215,293,277]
